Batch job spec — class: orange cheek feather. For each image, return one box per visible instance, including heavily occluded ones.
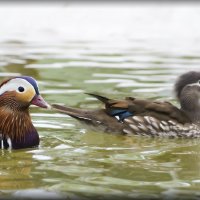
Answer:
[16,88,35,103]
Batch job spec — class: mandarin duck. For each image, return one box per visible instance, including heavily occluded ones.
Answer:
[0,76,49,149]
[52,71,200,138]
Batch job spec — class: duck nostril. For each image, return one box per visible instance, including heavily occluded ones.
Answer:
[37,97,43,102]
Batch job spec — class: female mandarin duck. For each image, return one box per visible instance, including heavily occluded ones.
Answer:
[0,76,49,149]
[52,71,200,138]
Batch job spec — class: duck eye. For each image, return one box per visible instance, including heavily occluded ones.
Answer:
[18,86,25,92]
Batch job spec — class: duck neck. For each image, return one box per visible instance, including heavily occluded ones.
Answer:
[180,95,200,125]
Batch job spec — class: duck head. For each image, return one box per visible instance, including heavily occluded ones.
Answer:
[175,71,200,123]
[0,76,49,110]
[0,76,50,149]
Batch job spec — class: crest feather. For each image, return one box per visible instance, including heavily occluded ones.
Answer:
[174,71,200,99]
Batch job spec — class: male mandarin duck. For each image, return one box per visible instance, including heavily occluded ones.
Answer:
[52,71,200,138]
[0,76,49,149]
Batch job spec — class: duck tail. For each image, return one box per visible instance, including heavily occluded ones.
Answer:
[51,103,125,133]
[85,93,110,104]
[51,104,96,124]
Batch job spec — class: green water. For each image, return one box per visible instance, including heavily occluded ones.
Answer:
[1,40,200,200]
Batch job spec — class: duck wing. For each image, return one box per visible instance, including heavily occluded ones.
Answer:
[86,93,190,124]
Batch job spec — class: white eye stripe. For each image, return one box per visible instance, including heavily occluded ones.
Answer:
[0,78,34,95]
[187,82,200,87]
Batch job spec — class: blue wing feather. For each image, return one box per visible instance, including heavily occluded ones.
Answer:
[110,109,133,121]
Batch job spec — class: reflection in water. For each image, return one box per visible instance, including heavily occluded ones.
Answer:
[0,150,34,190]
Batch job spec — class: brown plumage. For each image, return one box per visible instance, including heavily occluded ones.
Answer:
[52,71,200,138]
[0,107,35,142]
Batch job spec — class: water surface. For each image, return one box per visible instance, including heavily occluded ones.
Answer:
[1,4,200,200]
